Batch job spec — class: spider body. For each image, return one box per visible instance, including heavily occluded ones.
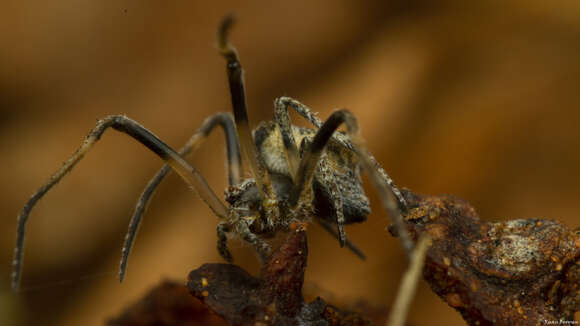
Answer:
[214,115,373,263]
[11,15,412,290]
[252,120,370,224]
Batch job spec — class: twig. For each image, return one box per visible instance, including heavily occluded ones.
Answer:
[387,235,430,326]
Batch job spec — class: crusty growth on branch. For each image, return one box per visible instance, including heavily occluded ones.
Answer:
[396,189,580,325]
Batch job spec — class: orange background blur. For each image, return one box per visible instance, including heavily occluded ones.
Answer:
[1,1,579,325]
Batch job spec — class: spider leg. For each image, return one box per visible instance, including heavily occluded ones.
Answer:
[299,137,365,258]
[235,219,272,263]
[387,235,430,326]
[275,96,324,128]
[315,219,366,260]
[273,97,324,179]
[289,110,414,256]
[119,112,241,282]
[217,15,275,205]
[364,152,407,211]
[318,158,346,247]
[217,221,234,263]
[12,115,227,291]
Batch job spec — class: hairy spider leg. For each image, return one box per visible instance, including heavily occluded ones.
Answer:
[217,15,275,205]
[315,219,366,260]
[118,112,242,282]
[318,158,348,247]
[273,97,324,180]
[12,115,227,291]
[289,110,414,256]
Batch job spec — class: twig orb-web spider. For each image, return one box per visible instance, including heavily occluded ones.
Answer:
[11,15,414,290]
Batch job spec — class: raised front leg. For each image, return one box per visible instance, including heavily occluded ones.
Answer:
[217,15,274,204]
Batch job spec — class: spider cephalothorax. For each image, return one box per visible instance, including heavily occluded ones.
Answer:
[11,15,412,290]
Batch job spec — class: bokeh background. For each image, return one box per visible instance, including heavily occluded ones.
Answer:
[1,1,579,325]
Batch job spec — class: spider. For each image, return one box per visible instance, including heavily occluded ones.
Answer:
[11,15,414,290]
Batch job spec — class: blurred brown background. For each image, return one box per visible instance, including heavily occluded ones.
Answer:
[1,1,579,325]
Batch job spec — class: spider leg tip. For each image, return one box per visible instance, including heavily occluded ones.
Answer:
[118,269,126,283]
[217,13,237,48]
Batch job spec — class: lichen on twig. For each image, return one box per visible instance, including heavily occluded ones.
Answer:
[395,189,580,325]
